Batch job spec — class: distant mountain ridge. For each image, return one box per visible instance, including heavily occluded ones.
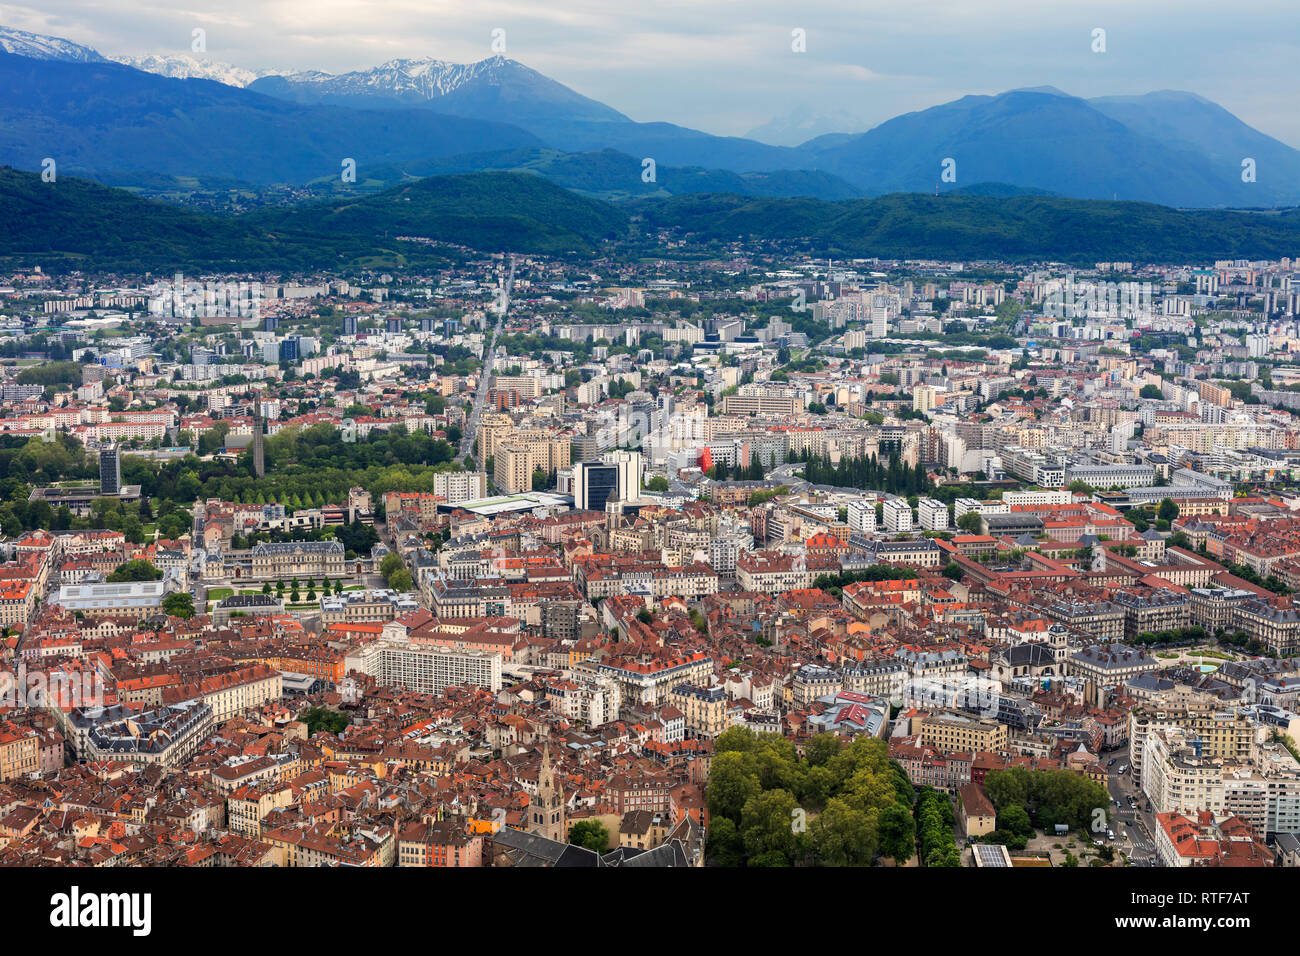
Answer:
[250,55,626,119]
[250,55,805,174]
[801,88,1300,207]
[2,24,1299,207]
[292,147,863,202]
[0,52,542,184]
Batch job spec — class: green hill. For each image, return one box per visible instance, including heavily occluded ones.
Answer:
[5,165,1300,273]
[0,165,266,270]
[634,192,1300,263]
[0,167,627,272]
[247,171,628,256]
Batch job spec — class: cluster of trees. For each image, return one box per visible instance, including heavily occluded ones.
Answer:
[811,564,918,598]
[1225,561,1292,596]
[79,496,162,543]
[0,437,114,535]
[1120,498,1180,534]
[0,335,81,362]
[233,521,377,560]
[107,559,163,582]
[567,820,610,853]
[428,344,483,378]
[260,422,457,476]
[706,728,916,867]
[299,707,350,736]
[1218,629,1266,655]
[747,484,790,507]
[15,361,85,389]
[984,803,1034,851]
[379,552,413,593]
[0,433,92,486]
[797,451,931,496]
[160,592,195,619]
[983,767,1109,834]
[0,484,171,541]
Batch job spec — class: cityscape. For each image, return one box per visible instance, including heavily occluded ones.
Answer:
[0,0,1295,923]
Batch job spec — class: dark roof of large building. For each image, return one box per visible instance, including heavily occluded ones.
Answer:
[491,827,601,867]
[994,642,1057,667]
[603,840,692,867]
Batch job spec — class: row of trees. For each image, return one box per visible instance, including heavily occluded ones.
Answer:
[706,458,769,482]
[915,788,960,866]
[799,451,932,496]
[1132,625,1209,647]
[811,564,919,599]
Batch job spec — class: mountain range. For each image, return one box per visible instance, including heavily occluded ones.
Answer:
[1,24,1299,209]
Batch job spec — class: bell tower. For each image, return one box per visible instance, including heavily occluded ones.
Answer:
[530,742,566,843]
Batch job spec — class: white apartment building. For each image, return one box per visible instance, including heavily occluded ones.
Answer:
[1141,727,1225,817]
[432,471,489,506]
[916,497,949,532]
[881,497,913,534]
[953,497,1009,519]
[1001,489,1073,507]
[709,533,754,575]
[345,641,503,696]
[847,497,878,534]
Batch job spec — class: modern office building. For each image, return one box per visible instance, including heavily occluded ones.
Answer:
[572,462,620,512]
[99,444,121,496]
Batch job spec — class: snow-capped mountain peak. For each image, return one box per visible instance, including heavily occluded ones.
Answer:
[272,55,525,101]
[0,25,106,62]
[109,54,263,88]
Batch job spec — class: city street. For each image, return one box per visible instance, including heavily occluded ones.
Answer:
[1103,745,1160,866]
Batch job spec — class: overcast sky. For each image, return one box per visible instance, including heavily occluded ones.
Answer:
[4,0,1298,146]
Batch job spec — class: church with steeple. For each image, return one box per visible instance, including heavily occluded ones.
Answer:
[529,743,566,843]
